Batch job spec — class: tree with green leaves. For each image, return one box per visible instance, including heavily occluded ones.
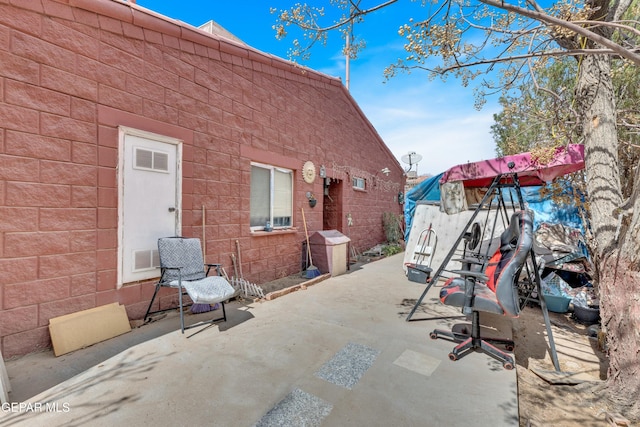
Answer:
[274,0,640,418]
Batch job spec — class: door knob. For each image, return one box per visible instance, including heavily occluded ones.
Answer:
[168,207,176,213]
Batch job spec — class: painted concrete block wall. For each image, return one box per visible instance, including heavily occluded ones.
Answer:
[0,0,404,357]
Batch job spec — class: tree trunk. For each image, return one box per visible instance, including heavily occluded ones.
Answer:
[576,54,621,259]
[599,154,640,419]
[577,53,640,418]
[600,252,640,418]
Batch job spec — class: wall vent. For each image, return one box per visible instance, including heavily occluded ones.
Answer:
[133,249,160,272]
[135,147,169,172]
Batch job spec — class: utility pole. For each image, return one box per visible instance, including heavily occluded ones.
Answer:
[345,32,350,91]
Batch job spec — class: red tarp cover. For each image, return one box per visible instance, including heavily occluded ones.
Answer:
[440,144,585,188]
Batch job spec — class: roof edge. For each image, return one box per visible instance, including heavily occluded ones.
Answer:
[65,0,342,88]
[61,0,401,171]
[338,85,404,172]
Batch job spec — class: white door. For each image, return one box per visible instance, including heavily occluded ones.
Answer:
[119,128,181,286]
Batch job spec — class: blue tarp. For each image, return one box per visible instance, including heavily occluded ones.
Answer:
[404,173,442,240]
[404,174,584,240]
[518,185,584,231]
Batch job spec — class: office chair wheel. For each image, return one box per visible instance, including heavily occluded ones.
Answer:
[448,353,458,361]
[503,362,514,370]
[505,344,514,352]
[429,332,437,340]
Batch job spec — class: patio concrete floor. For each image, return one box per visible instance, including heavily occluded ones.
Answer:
[1,254,518,426]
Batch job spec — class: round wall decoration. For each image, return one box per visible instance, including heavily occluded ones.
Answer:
[302,161,316,184]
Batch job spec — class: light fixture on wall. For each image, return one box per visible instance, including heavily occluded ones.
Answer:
[319,165,327,178]
[372,167,391,189]
[306,191,317,208]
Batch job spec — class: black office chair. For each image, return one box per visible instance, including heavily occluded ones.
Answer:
[430,210,533,369]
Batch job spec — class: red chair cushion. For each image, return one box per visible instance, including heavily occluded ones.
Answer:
[440,277,503,315]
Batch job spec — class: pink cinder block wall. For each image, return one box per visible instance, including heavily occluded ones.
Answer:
[0,0,405,357]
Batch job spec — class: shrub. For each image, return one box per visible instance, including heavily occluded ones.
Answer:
[382,212,404,244]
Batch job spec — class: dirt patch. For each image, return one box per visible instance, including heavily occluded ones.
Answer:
[257,258,370,296]
[259,273,309,295]
[514,306,622,426]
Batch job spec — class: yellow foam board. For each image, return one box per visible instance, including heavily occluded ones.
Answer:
[49,303,131,356]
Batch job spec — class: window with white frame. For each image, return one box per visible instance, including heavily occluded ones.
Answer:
[250,163,293,229]
[352,176,366,190]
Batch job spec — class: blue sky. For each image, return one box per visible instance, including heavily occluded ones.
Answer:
[135,0,499,176]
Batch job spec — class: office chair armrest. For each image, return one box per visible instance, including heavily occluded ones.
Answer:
[451,270,488,282]
[452,258,484,265]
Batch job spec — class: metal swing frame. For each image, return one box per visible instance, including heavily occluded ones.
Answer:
[405,171,561,371]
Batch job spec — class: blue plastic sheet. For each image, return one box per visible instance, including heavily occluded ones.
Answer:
[404,175,584,240]
[403,173,442,240]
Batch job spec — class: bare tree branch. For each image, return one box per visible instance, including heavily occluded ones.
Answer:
[571,20,640,38]
[411,48,629,75]
[294,0,398,32]
[479,0,640,65]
